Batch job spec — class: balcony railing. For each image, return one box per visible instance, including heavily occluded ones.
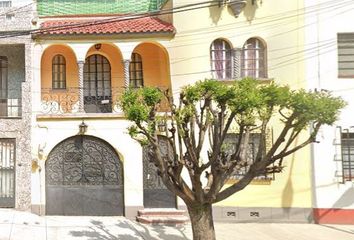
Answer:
[40,87,170,115]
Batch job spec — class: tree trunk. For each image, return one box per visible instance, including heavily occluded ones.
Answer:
[188,203,215,240]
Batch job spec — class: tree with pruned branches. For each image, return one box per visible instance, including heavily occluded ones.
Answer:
[121,78,345,240]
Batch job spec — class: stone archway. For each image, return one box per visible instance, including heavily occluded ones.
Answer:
[45,135,124,216]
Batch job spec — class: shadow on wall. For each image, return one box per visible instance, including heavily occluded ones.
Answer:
[332,187,354,208]
[314,186,354,224]
[209,4,222,24]
[281,142,296,210]
[242,0,260,22]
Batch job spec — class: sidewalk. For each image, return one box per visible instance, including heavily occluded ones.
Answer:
[0,209,353,240]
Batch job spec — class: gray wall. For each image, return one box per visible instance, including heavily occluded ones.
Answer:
[0,45,25,98]
[0,3,34,31]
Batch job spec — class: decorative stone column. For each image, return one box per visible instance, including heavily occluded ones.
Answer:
[77,60,85,112]
[123,59,131,89]
[233,48,242,79]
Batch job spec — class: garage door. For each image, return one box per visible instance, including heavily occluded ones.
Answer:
[46,135,124,216]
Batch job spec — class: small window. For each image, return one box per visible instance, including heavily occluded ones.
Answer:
[338,33,354,78]
[0,1,11,8]
[129,53,144,88]
[210,39,232,80]
[5,13,14,21]
[52,55,66,89]
[223,133,271,180]
[242,38,267,78]
[341,132,354,181]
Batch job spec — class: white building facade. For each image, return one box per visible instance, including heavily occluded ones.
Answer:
[305,0,354,224]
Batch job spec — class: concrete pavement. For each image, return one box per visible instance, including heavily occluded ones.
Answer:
[0,209,354,240]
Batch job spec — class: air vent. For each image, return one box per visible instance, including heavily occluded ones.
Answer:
[226,211,236,217]
[250,211,260,217]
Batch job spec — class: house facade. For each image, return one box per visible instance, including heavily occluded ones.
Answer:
[28,0,316,222]
[0,0,34,211]
[305,0,354,224]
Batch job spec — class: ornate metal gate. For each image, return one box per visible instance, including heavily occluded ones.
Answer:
[46,136,124,216]
[0,139,15,207]
[143,136,176,208]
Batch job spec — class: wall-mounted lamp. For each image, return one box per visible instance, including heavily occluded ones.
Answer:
[79,120,88,135]
[157,121,166,132]
[94,43,102,51]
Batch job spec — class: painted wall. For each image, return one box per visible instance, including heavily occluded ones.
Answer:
[304,0,354,224]
[163,0,311,214]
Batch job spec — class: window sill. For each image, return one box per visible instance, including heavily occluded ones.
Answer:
[226,178,272,185]
[218,78,273,84]
[338,75,354,79]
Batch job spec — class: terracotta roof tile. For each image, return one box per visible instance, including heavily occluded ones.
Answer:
[37,17,175,35]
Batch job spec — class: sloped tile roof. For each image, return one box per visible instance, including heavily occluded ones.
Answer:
[37,17,175,35]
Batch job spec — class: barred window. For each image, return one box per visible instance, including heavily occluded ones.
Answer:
[210,39,232,80]
[242,38,267,78]
[0,1,11,8]
[52,55,66,89]
[338,33,354,78]
[341,132,354,181]
[129,53,144,88]
[223,133,271,180]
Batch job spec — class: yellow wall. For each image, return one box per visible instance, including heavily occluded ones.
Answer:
[167,0,311,208]
[134,42,171,89]
[86,43,124,89]
[41,44,78,89]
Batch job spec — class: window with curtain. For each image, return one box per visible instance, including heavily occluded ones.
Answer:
[242,38,267,78]
[210,39,232,80]
[129,53,144,88]
[52,54,66,89]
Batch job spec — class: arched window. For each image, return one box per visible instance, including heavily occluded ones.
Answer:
[242,38,267,78]
[0,56,8,98]
[129,53,144,88]
[210,39,232,80]
[83,54,112,113]
[52,54,66,89]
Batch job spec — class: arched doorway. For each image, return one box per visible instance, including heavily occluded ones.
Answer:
[143,136,176,208]
[45,135,124,216]
[83,54,112,113]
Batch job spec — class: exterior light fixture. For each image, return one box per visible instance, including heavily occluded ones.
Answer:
[94,43,102,51]
[157,121,166,132]
[79,120,88,135]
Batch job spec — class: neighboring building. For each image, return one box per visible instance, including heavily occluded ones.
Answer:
[305,0,354,224]
[29,0,313,222]
[31,0,175,218]
[0,0,34,211]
